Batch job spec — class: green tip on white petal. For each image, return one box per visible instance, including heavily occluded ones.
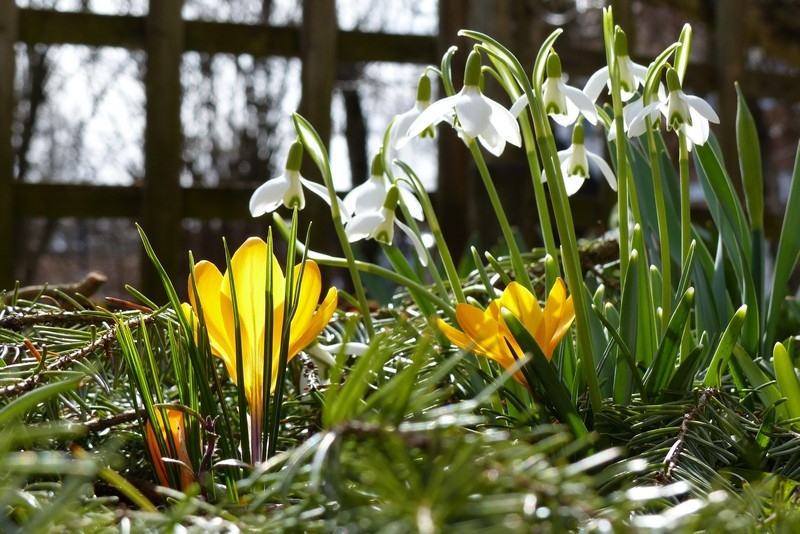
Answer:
[416,74,431,102]
[370,152,385,176]
[572,121,585,145]
[286,140,303,172]
[464,50,482,87]
[666,67,681,92]
[546,52,562,79]
[614,28,629,57]
[383,185,399,210]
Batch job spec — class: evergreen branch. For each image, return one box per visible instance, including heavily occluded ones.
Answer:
[0,312,156,398]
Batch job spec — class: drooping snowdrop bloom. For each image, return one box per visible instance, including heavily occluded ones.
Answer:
[627,67,719,149]
[345,186,428,266]
[391,73,435,150]
[544,121,617,196]
[249,139,336,217]
[607,83,667,141]
[343,153,423,221]
[583,29,647,103]
[406,50,521,156]
[511,52,598,128]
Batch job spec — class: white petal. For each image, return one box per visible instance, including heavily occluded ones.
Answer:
[550,105,579,127]
[478,124,506,157]
[629,61,648,85]
[343,176,387,215]
[373,209,396,244]
[682,113,709,148]
[486,98,521,147]
[561,83,598,124]
[583,66,610,102]
[455,87,492,138]
[607,118,618,141]
[510,94,528,118]
[283,173,306,209]
[345,212,384,242]
[249,176,290,217]
[587,151,618,191]
[406,94,460,139]
[543,77,567,115]
[395,219,428,267]
[300,177,336,207]
[398,184,424,221]
[627,101,661,138]
[563,173,586,196]
[542,148,572,184]
[390,106,420,150]
[681,93,720,124]
[567,143,589,176]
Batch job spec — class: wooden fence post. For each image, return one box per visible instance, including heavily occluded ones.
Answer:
[0,0,17,291]
[715,0,746,201]
[140,0,184,300]
[298,0,339,276]
[437,0,472,263]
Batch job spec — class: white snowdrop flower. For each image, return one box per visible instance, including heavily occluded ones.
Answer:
[543,121,617,196]
[407,50,521,156]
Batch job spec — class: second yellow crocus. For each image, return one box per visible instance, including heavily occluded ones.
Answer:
[437,278,575,385]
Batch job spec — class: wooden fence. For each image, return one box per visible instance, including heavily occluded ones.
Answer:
[0,0,796,297]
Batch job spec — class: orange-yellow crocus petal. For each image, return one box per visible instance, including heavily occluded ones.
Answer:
[191,261,237,377]
[288,261,323,337]
[289,286,338,358]
[539,279,575,358]
[496,281,544,337]
[452,303,527,384]
[145,409,194,491]
[222,237,268,373]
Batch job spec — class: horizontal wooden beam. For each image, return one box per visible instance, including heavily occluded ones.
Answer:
[11,182,252,219]
[15,8,800,101]
[16,8,437,64]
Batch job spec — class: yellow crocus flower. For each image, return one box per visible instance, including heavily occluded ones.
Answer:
[437,279,575,385]
[187,237,337,459]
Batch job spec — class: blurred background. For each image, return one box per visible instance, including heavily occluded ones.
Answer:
[1,0,799,301]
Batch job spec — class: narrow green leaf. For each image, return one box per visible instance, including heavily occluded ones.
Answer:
[632,225,656,363]
[774,342,800,422]
[753,405,775,462]
[616,250,640,404]
[591,303,645,400]
[643,42,681,101]
[664,342,705,397]
[731,346,787,421]
[765,142,800,351]
[0,374,82,427]
[702,305,748,388]
[643,287,695,397]
[736,83,764,231]
[501,310,588,440]
[695,141,759,354]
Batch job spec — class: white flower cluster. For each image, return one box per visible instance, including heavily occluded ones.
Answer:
[248,30,721,236]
